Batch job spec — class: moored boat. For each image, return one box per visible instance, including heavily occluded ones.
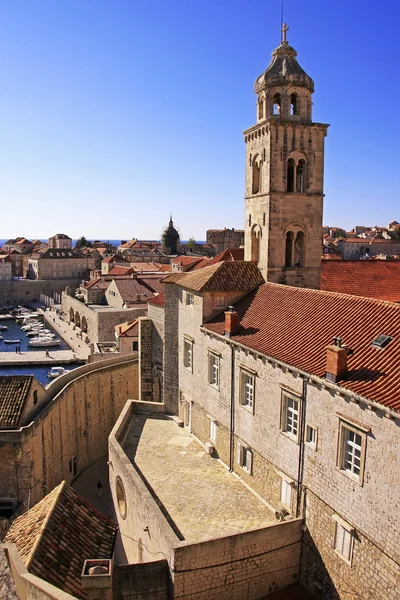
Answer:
[4,339,21,344]
[0,325,8,331]
[48,366,70,378]
[28,338,61,347]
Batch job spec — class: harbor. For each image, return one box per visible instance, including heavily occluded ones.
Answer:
[0,306,89,384]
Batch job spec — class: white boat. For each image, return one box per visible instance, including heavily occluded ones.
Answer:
[4,339,21,344]
[48,366,70,379]
[0,325,8,331]
[26,329,53,337]
[28,338,61,347]
[0,315,13,320]
[0,336,2,340]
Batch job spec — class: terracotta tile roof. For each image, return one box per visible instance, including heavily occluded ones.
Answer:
[171,256,204,266]
[83,278,109,290]
[129,262,164,272]
[148,291,165,306]
[0,375,34,427]
[113,278,161,302]
[191,257,212,270]
[107,266,134,276]
[115,319,139,337]
[158,264,171,272]
[208,247,245,264]
[263,583,313,600]
[4,481,117,599]
[321,260,400,302]
[204,282,400,411]
[163,261,264,293]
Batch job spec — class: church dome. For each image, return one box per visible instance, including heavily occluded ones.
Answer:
[255,39,314,93]
[162,216,180,255]
[163,217,179,240]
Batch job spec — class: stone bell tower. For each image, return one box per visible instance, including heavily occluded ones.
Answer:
[244,24,329,289]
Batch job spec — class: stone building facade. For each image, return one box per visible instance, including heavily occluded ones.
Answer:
[28,248,95,280]
[206,228,244,253]
[243,28,328,289]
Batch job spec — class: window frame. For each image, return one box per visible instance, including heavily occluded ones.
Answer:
[305,423,318,450]
[332,514,355,565]
[237,441,253,475]
[239,368,256,413]
[280,391,301,442]
[183,337,193,372]
[337,419,367,485]
[280,478,293,509]
[209,418,217,443]
[185,291,194,306]
[208,351,220,388]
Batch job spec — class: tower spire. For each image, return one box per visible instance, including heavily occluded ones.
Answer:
[281,22,289,44]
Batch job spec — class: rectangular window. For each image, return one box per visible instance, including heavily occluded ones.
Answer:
[281,392,300,439]
[186,292,194,306]
[183,338,193,371]
[333,517,354,564]
[280,478,292,508]
[132,341,138,351]
[337,420,367,484]
[237,442,252,474]
[208,353,219,387]
[240,370,255,411]
[209,419,217,443]
[306,424,317,448]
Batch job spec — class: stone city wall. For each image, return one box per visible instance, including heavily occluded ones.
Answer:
[0,356,138,512]
[0,279,80,306]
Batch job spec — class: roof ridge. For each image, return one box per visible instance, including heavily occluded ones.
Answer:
[25,481,66,569]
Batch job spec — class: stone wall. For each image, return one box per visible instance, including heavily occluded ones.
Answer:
[0,279,80,305]
[0,356,138,513]
[61,293,146,343]
[163,284,180,414]
[113,561,169,600]
[148,303,164,383]
[138,318,153,402]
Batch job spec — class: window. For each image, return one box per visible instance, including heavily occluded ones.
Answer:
[209,419,217,442]
[208,352,220,387]
[333,516,354,564]
[132,341,138,351]
[214,294,225,308]
[280,478,292,508]
[33,390,38,405]
[285,231,294,266]
[281,392,300,439]
[252,159,261,194]
[272,93,281,115]
[240,369,255,411]
[306,424,317,449]
[290,93,298,115]
[186,292,194,306]
[287,158,295,192]
[296,159,306,193]
[237,442,252,474]
[183,338,193,371]
[338,421,366,483]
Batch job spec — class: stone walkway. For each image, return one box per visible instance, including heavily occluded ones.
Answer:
[0,349,80,366]
[43,307,90,361]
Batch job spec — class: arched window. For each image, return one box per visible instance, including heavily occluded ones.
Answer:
[294,232,305,266]
[287,159,295,192]
[252,159,261,194]
[258,99,264,119]
[273,93,281,115]
[296,159,306,193]
[285,231,294,267]
[251,227,261,263]
[290,94,298,115]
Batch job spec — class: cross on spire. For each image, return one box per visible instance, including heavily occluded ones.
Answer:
[281,22,289,43]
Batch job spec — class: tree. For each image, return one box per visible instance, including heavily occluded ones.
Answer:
[75,236,93,249]
[186,237,196,251]
[332,228,346,239]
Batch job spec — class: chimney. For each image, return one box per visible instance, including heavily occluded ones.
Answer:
[225,306,240,338]
[325,336,349,383]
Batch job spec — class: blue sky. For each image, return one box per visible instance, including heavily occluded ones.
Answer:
[0,0,398,240]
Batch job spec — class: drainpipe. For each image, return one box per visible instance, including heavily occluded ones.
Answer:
[229,343,235,472]
[296,376,307,518]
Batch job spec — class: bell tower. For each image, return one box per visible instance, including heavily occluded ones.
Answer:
[244,24,329,289]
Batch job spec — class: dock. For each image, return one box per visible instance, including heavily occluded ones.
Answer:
[0,350,84,366]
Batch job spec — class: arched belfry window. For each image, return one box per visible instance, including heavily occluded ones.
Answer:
[285,231,294,267]
[294,231,305,266]
[296,159,306,193]
[252,158,261,194]
[258,98,264,120]
[272,93,281,115]
[290,94,298,116]
[251,226,261,263]
[287,159,295,192]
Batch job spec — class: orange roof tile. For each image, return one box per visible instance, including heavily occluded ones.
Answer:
[204,282,400,411]
[163,261,264,293]
[4,481,117,599]
[107,266,134,276]
[0,375,35,427]
[321,261,400,302]
[115,320,139,337]
[148,291,165,306]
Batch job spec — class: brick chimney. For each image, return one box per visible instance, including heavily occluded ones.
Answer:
[325,336,348,383]
[225,306,240,337]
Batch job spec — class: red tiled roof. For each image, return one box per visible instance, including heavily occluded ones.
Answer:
[148,291,165,307]
[163,261,264,293]
[0,375,35,427]
[321,261,400,302]
[4,481,117,599]
[113,278,161,302]
[115,320,139,337]
[83,278,109,290]
[204,282,400,411]
[107,266,134,276]
[158,264,171,272]
[192,257,212,270]
[171,256,203,266]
